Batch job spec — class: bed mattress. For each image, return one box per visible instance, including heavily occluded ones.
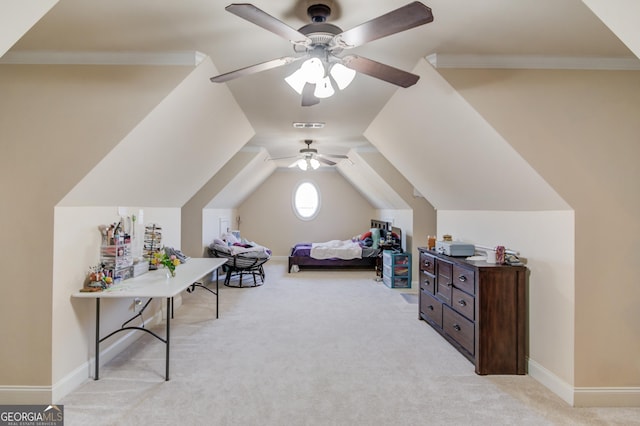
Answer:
[290,243,378,259]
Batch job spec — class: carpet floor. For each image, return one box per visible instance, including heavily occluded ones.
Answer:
[61,260,639,425]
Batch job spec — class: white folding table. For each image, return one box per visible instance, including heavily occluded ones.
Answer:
[72,258,227,380]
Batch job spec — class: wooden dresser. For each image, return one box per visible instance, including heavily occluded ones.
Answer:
[418,247,527,375]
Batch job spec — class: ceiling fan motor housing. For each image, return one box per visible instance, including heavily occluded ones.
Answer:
[307,4,331,22]
[300,139,318,154]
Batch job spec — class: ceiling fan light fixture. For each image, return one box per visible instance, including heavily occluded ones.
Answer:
[313,76,335,98]
[309,158,320,169]
[284,68,307,94]
[299,57,325,84]
[285,57,326,95]
[211,2,435,107]
[297,158,308,171]
[330,63,356,90]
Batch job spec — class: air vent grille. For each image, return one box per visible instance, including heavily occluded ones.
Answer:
[293,122,325,129]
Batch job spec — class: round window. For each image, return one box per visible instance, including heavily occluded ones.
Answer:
[293,181,320,220]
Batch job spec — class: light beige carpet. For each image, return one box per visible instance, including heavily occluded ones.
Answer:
[61,260,639,425]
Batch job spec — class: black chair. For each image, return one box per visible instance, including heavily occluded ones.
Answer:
[208,244,270,288]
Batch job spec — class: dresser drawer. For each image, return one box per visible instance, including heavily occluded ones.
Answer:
[420,290,442,327]
[443,305,474,355]
[453,264,475,295]
[419,252,436,274]
[419,270,435,294]
[436,259,453,304]
[452,287,474,320]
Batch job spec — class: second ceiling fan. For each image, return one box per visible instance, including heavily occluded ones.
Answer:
[210,2,434,106]
[272,140,349,170]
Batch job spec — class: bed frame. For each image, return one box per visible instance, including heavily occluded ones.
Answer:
[288,219,394,272]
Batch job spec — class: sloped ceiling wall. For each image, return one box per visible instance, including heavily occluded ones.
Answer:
[582,0,640,59]
[59,57,253,207]
[182,147,271,257]
[365,59,569,212]
[0,0,57,57]
[205,147,275,209]
[337,149,410,210]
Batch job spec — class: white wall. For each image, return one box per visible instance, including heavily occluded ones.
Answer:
[59,58,252,208]
[52,206,180,400]
[203,208,237,242]
[365,59,569,212]
[436,65,640,404]
[437,210,575,402]
[237,169,376,257]
[582,0,640,59]
[0,0,57,57]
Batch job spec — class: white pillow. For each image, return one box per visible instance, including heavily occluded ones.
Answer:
[222,232,239,244]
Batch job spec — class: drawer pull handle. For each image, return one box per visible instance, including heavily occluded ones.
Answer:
[458,275,467,282]
[428,305,434,311]
[457,300,467,307]
[453,324,461,332]
[424,261,431,267]
[447,282,452,287]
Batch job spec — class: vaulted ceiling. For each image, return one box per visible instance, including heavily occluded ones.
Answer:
[5,1,635,158]
[2,0,638,210]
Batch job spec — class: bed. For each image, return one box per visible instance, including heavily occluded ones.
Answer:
[288,219,401,273]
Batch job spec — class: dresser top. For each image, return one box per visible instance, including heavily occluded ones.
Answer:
[418,247,526,271]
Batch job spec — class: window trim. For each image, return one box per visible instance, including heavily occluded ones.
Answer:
[292,180,321,221]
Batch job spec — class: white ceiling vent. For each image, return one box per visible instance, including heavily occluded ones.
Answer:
[293,122,325,129]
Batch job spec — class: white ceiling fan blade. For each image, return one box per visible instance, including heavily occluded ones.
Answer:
[342,54,420,88]
[225,3,311,47]
[316,157,336,166]
[210,56,303,83]
[317,153,349,159]
[268,155,299,161]
[331,2,434,50]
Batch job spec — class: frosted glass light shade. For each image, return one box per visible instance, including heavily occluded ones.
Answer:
[286,58,326,94]
[314,76,335,98]
[297,157,320,170]
[300,58,324,84]
[330,63,356,90]
[285,68,307,94]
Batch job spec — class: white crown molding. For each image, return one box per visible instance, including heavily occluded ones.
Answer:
[0,50,207,66]
[426,53,640,70]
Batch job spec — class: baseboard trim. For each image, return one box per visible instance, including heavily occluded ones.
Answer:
[528,358,574,406]
[0,386,52,404]
[0,307,165,405]
[574,387,640,407]
[528,358,640,407]
[51,308,164,403]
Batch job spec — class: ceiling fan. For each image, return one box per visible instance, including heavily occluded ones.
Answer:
[271,140,349,169]
[209,2,434,106]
